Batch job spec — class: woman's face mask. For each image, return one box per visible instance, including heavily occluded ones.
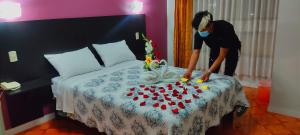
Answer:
[198,31,209,38]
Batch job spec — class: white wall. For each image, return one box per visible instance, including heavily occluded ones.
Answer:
[167,0,175,66]
[268,0,300,118]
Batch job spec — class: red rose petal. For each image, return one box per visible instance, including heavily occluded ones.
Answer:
[153,102,159,108]
[179,85,184,88]
[140,84,145,88]
[177,95,183,99]
[193,94,199,99]
[143,95,149,98]
[140,101,146,106]
[168,101,176,106]
[182,90,188,95]
[159,86,164,89]
[196,89,203,93]
[185,99,192,103]
[161,104,167,110]
[175,81,181,86]
[172,108,179,114]
[144,87,150,91]
[163,93,169,96]
[193,86,199,89]
[154,92,159,96]
[167,84,172,87]
[187,83,191,86]
[173,89,179,94]
[150,89,155,93]
[178,102,185,109]
[168,87,173,90]
[133,97,139,101]
[130,87,135,91]
[159,89,165,93]
[138,92,144,95]
[151,85,156,88]
[159,99,164,102]
[152,96,158,100]
[172,93,178,97]
[127,93,133,96]
[165,96,171,101]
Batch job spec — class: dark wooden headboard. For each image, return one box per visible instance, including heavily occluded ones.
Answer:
[0,15,146,82]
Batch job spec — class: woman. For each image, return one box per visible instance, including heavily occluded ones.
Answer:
[184,11,241,81]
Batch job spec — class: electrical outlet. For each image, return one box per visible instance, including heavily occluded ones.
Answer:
[8,51,18,62]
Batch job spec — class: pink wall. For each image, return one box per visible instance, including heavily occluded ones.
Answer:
[0,0,167,58]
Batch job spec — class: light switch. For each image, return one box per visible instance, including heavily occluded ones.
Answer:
[135,32,139,40]
[8,51,18,62]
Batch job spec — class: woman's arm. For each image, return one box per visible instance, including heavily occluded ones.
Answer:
[184,49,201,79]
[201,48,228,81]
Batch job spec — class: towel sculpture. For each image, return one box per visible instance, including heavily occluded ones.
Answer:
[142,59,180,84]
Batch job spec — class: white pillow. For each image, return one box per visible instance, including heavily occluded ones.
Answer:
[93,40,136,67]
[44,47,102,79]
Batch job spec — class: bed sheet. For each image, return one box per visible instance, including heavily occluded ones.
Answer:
[52,60,247,135]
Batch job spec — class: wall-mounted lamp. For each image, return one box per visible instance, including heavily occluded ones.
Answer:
[0,1,21,19]
[131,1,143,14]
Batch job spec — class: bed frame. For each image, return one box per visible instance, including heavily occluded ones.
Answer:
[0,15,146,83]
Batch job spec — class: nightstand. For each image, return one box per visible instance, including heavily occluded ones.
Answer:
[1,79,55,129]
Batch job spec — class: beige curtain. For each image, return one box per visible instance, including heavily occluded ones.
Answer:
[193,0,279,81]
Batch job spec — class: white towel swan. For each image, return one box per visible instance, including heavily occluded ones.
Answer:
[142,59,180,84]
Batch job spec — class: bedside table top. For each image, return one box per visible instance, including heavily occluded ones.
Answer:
[5,79,52,96]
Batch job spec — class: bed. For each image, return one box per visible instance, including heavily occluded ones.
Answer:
[51,60,247,135]
[0,14,248,135]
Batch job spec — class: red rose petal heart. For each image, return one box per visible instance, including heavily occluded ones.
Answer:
[127,93,133,96]
[163,93,169,96]
[138,92,144,95]
[193,94,199,99]
[179,85,184,88]
[159,99,164,102]
[178,102,185,109]
[140,101,146,106]
[154,92,159,96]
[161,104,167,110]
[167,84,172,87]
[144,87,149,91]
[172,108,179,114]
[151,86,156,88]
[182,90,188,95]
[159,89,165,93]
[196,89,202,93]
[133,97,139,101]
[152,96,158,100]
[153,102,159,108]
[185,99,192,103]
[168,87,173,90]
[140,84,145,88]
[143,95,149,98]
[177,95,183,99]
[175,81,181,86]
[130,87,135,91]
[193,86,199,89]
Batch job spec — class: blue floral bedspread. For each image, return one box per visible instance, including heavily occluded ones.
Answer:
[65,62,246,135]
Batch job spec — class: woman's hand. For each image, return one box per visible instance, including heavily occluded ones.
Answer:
[183,71,192,79]
[200,70,211,81]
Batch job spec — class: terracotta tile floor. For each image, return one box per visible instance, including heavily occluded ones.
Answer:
[18,86,300,135]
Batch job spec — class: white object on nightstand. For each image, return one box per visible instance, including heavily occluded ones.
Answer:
[8,51,18,62]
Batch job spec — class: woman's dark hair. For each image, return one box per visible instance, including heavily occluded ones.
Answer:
[192,11,213,30]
